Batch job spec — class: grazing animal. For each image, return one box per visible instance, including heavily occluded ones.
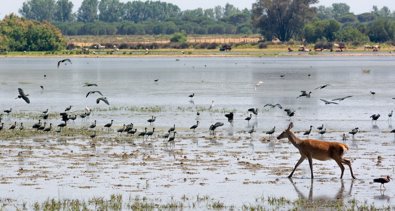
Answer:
[96,97,110,105]
[16,88,30,104]
[57,58,72,68]
[373,176,391,189]
[86,91,103,98]
[277,122,356,179]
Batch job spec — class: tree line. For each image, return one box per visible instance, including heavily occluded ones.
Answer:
[19,0,254,35]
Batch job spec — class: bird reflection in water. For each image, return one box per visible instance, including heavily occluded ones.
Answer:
[374,189,391,203]
[289,178,354,206]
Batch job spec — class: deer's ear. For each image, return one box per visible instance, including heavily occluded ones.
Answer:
[287,122,294,130]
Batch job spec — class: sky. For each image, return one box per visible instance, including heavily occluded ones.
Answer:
[1,0,395,18]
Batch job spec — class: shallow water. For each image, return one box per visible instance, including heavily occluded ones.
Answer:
[0,56,395,209]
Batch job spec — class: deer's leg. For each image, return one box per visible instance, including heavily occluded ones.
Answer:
[307,156,314,179]
[342,158,356,179]
[334,158,345,179]
[289,156,305,178]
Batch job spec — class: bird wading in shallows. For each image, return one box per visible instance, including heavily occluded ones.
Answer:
[373,176,391,189]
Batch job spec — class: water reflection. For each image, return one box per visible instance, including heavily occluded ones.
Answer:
[374,190,391,203]
[289,178,353,206]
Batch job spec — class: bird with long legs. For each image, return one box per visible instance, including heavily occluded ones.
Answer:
[147,116,156,125]
[277,122,356,179]
[245,114,252,125]
[303,125,313,136]
[4,108,12,115]
[224,112,234,124]
[266,126,276,137]
[190,121,199,132]
[373,176,391,189]
[104,120,114,132]
[370,114,380,124]
[349,127,359,138]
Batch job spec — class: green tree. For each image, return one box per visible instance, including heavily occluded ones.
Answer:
[54,0,74,22]
[304,19,340,42]
[19,0,56,21]
[316,5,334,20]
[170,32,187,43]
[252,0,318,41]
[77,0,98,22]
[332,3,350,19]
[367,19,395,42]
[0,14,65,51]
[98,0,124,22]
[334,26,369,43]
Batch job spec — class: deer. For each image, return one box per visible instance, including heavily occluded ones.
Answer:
[277,122,356,179]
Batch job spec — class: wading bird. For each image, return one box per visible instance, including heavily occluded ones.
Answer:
[277,122,356,179]
[266,126,276,137]
[4,108,12,114]
[57,58,72,68]
[147,116,156,125]
[209,122,224,135]
[190,121,199,132]
[16,88,30,104]
[370,114,380,123]
[248,108,258,116]
[373,176,391,189]
[65,105,72,112]
[303,125,313,136]
[349,127,359,137]
[104,120,113,131]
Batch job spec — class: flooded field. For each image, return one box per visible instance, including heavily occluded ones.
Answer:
[0,56,395,210]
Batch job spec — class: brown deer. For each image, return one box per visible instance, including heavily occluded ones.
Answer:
[277,122,356,179]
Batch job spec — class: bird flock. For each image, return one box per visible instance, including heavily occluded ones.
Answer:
[0,58,393,187]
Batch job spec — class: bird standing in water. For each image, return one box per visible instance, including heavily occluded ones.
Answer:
[373,176,391,189]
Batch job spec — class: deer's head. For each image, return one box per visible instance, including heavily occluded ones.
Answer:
[277,122,294,140]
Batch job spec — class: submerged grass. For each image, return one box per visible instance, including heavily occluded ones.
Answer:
[3,195,390,211]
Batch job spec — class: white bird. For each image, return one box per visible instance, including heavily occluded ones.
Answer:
[254,81,264,90]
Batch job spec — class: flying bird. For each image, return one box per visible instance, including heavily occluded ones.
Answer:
[315,84,330,90]
[16,88,30,104]
[57,58,72,68]
[320,99,338,105]
[86,91,103,98]
[332,96,352,101]
[297,91,312,98]
[96,97,110,105]
[83,82,98,87]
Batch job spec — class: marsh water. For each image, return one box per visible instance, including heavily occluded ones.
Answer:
[0,56,394,209]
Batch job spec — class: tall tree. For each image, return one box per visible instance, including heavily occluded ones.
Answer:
[332,3,350,19]
[19,0,56,21]
[54,0,74,22]
[77,0,98,22]
[98,0,124,22]
[252,0,318,41]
